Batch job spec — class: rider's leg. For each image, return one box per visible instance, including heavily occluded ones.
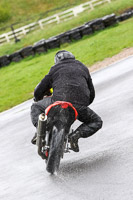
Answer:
[76,106,103,138]
[69,106,103,152]
[31,97,52,127]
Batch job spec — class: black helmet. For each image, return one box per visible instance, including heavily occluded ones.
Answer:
[54,50,75,64]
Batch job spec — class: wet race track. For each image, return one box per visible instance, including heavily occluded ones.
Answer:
[0,56,133,200]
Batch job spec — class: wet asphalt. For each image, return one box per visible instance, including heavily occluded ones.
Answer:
[0,56,133,200]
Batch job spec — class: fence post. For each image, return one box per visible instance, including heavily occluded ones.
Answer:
[38,21,43,29]
[73,10,77,17]
[90,2,94,10]
[73,5,84,16]
[22,28,27,35]
[56,15,60,23]
[5,34,10,42]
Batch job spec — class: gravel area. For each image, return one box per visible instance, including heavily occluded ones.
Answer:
[89,47,133,72]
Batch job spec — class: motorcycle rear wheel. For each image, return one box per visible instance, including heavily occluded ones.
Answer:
[46,126,65,174]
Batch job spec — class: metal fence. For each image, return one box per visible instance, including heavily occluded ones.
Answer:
[0,0,111,45]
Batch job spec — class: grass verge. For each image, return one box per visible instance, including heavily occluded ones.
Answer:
[0,18,133,112]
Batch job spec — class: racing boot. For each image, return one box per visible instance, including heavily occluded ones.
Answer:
[31,132,37,145]
[69,131,80,152]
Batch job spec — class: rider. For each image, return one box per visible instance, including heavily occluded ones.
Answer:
[30,50,103,152]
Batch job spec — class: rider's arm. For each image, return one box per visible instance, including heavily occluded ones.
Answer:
[34,74,52,101]
[87,71,95,104]
[79,61,95,105]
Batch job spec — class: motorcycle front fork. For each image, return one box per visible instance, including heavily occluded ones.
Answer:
[64,137,70,153]
[41,131,50,159]
[38,128,73,160]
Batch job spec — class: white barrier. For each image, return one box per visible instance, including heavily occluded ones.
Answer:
[0,0,111,45]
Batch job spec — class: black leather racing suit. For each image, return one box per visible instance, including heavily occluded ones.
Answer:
[31,58,102,138]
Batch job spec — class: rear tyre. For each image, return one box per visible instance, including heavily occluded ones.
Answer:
[46,126,65,174]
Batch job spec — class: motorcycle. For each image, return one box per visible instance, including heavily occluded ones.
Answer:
[36,101,78,174]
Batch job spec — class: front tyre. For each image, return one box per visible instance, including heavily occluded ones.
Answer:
[46,126,65,174]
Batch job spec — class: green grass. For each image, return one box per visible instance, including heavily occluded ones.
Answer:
[0,0,133,56]
[0,0,89,26]
[0,18,133,112]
